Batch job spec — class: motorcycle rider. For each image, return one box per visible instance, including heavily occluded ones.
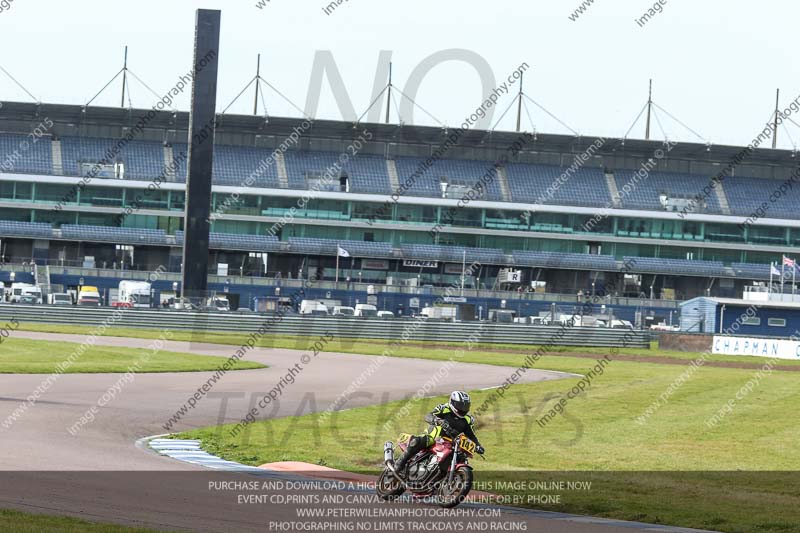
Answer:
[390,391,485,475]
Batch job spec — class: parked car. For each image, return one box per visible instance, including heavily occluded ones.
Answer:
[19,295,39,305]
[377,310,395,319]
[332,306,355,317]
[173,299,199,311]
[48,293,73,306]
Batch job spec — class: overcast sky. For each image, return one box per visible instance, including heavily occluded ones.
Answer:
[1,0,799,149]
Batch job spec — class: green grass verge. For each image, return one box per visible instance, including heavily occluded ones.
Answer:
[0,509,168,533]
[0,338,265,373]
[177,351,800,532]
[10,322,800,530]
[14,321,800,369]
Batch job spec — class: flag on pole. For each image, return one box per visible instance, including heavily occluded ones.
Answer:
[336,245,350,283]
[770,262,779,292]
[782,259,786,293]
[788,257,799,295]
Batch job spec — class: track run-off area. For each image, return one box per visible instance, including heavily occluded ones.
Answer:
[0,330,709,532]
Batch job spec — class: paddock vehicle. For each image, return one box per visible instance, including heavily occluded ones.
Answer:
[48,293,73,306]
[207,296,230,312]
[610,319,635,329]
[354,304,378,317]
[114,281,152,308]
[77,285,102,306]
[332,305,355,317]
[299,300,328,316]
[420,306,456,321]
[10,283,42,304]
[172,298,198,311]
[377,425,482,508]
[487,309,515,323]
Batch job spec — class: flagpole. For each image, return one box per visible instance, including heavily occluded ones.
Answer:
[781,258,786,294]
[770,262,774,293]
[336,245,340,283]
[794,262,797,297]
[461,249,466,297]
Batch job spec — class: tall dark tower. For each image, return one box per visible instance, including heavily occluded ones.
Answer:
[181,9,221,299]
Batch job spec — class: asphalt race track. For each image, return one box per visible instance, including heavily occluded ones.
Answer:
[0,331,708,532]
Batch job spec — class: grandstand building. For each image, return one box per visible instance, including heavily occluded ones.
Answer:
[1,101,799,319]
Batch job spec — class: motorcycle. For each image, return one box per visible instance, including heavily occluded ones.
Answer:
[376,426,482,508]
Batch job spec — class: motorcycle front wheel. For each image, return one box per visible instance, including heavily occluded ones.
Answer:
[376,468,406,500]
[436,467,473,508]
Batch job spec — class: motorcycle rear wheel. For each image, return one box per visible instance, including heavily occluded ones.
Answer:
[376,468,406,500]
[436,467,473,508]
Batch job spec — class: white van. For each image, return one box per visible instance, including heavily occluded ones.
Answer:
[354,304,378,318]
[299,300,329,316]
[11,283,42,304]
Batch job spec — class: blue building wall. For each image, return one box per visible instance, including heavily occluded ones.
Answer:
[0,272,35,284]
[717,304,800,338]
[681,297,800,338]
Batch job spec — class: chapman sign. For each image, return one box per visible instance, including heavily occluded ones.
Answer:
[712,336,800,360]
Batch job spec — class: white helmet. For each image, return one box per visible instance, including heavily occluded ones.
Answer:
[449,391,471,418]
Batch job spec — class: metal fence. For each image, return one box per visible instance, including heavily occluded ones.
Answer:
[0,304,650,348]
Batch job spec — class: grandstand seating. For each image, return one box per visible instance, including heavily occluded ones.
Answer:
[288,238,393,258]
[61,225,167,245]
[0,220,53,238]
[724,176,800,219]
[393,158,445,197]
[173,143,282,188]
[624,256,727,277]
[0,133,53,175]
[505,163,610,206]
[393,156,506,201]
[730,262,771,280]
[612,170,722,213]
[462,247,507,265]
[11,133,800,224]
[283,151,391,194]
[398,244,506,264]
[175,231,281,251]
[61,137,165,180]
[212,144,280,188]
[512,251,618,271]
[210,232,280,251]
